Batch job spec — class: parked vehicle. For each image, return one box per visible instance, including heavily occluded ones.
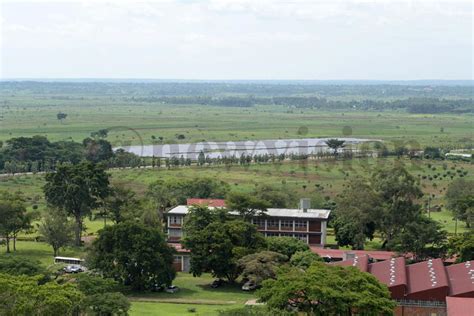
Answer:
[211,279,224,288]
[242,280,257,291]
[63,264,84,273]
[165,285,180,293]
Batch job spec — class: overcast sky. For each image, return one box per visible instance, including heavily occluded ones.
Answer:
[0,0,472,80]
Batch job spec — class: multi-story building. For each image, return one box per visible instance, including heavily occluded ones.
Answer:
[166,198,331,246]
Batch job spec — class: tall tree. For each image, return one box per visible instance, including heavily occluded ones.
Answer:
[238,251,288,285]
[83,138,114,163]
[333,179,380,249]
[88,221,175,291]
[447,231,474,262]
[182,206,265,283]
[38,209,75,256]
[0,191,32,253]
[325,139,346,157]
[372,166,423,248]
[44,162,110,246]
[446,178,474,228]
[258,262,396,315]
[226,191,270,221]
[266,236,309,259]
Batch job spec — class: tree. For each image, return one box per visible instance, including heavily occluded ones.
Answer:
[266,237,309,259]
[446,178,474,228]
[238,251,288,285]
[333,179,379,249]
[388,215,447,262]
[226,192,270,220]
[182,206,266,283]
[0,257,46,276]
[257,262,396,315]
[289,250,322,270]
[0,191,32,253]
[198,151,205,166]
[325,139,345,157]
[372,166,423,248]
[103,185,139,224]
[448,231,474,262]
[38,209,75,256]
[75,274,130,316]
[253,185,295,208]
[0,273,84,315]
[88,221,175,291]
[83,138,114,163]
[56,112,68,122]
[44,162,110,246]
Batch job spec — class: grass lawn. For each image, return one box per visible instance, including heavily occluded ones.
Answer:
[1,240,85,266]
[129,302,240,316]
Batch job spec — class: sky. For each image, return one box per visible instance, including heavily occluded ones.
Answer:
[0,0,472,80]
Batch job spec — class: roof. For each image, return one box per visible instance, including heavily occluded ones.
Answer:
[332,254,369,272]
[406,258,449,295]
[167,205,331,219]
[369,257,407,288]
[446,261,474,297]
[310,247,396,261]
[446,297,474,316]
[186,198,226,207]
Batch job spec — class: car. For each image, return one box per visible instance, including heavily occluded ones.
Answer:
[241,280,258,291]
[165,285,180,293]
[211,279,224,288]
[63,264,84,273]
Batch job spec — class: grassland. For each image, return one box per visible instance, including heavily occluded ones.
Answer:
[1,97,473,148]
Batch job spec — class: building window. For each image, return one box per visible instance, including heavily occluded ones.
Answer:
[170,216,182,225]
[280,220,293,229]
[295,220,306,228]
[253,218,265,227]
[267,219,278,228]
[266,232,279,237]
[294,233,308,241]
[168,229,182,237]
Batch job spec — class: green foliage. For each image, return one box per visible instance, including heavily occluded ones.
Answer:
[0,257,46,276]
[448,231,474,262]
[325,139,346,156]
[38,209,75,256]
[226,192,270,220]
[103,185,139,223]
[252,184,296,208]
[83,138,114,163]
[88,221,175,291]
[266,237,309,259]
[0,273,84,316]
[219,306,295,316]
[83,292,130,316]
[0,191,34,253]
[182,206,266,283]
[446,178,474,227]
[333,179,379,249]
[387,215,447,261]
[257,263,396,315]
[44,161,110,246]
[289,250,322,270]
[238,251,288,285]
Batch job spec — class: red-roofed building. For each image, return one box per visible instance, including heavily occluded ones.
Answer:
[446,261,474,298]
[446,297,474,316]
[405,259,449,301]
[370,257,407,300]
[332,254,369,272]
[186,198,226,207]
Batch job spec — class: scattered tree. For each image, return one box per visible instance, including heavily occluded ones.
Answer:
[38,209,75,256]
[238,251,288,285]
[325,139,346,157]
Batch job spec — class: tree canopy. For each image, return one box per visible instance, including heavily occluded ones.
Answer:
[257,262,396,315]
[446,178,474,228]
[88,221,175,291]
[266,237,309,259]
[238,251,288,285]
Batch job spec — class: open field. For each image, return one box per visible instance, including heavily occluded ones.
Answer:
[1,98,473,148]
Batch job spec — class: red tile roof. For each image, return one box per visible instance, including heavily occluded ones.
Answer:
[446,297,474,316]
[370,257,407,288]
[332,254,369,272]
[406,258,449,301]
[446,260,474,297]
[186,198,226,207]
[310,247,396,261]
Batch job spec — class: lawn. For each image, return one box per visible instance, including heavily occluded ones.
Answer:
[129,302,240,316]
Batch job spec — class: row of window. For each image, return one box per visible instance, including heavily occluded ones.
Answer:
[253,219,308,228]
[266,232,308,241]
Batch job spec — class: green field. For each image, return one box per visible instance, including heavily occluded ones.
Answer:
[1,97,473,148]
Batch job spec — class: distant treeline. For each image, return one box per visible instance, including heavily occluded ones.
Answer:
[126,96,473,113]
[1,81,473,98]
